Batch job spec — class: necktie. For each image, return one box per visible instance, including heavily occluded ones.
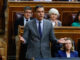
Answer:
[26,19,28,21]
[38,21,42,38]
[69,0,72,1]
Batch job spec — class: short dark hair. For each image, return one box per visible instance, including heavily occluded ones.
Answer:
[34,5,44,12]
[24,6,32,11]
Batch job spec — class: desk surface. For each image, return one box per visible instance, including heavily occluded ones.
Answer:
[35,58,80,60]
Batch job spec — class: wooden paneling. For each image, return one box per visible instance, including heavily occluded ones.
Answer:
[8,1,80,43]
[16,26,80,60]
[54,27,80,47]
[0,39,7,60]
[0,0,5,34]
[8,1,80,59]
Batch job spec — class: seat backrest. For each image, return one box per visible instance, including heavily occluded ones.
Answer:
[16,25,24,60]
[15,12,24,21]
[18,25,24,36]
[0,39,7,60]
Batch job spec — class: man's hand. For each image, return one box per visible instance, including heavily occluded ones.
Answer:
[58,38,66,44]
[19,35,25,43]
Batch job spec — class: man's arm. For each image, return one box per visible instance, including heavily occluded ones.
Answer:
[20,23,29,44]
[49,23,58,43]
[49,23,65,44]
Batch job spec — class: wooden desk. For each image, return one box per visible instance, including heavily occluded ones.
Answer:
[17,26,80,47]
[54,26,80,47]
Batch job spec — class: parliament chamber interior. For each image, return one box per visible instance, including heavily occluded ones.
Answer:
[1,0,80,60]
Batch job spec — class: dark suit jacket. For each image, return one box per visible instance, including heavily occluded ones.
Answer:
[14,17,24,36]
[14,17,33,36]
[56,50,78,57]
[14,16,33,60]
[23,19,58,59]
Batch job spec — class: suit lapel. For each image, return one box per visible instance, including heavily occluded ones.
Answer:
[32,19,47,39]
[32,19,40,37]
[41,19,47,39]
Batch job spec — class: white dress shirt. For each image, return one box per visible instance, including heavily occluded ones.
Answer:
[36,19,43,33]
[69,0,72,1]
[23,17,30,43]
[51,21,56,27]
[24,17,30,26]
[66,52,70,58]
[23,19,43,44]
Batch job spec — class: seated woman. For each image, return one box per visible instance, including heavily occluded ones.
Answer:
[48,8,62,27]
[56,38,78,58]
[72,11,80,27]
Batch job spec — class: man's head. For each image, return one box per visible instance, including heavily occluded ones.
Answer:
[24,6,32,19]
[34,5,45,21]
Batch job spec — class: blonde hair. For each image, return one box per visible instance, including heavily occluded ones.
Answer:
[61,38,75,51]
[48,8,60,16]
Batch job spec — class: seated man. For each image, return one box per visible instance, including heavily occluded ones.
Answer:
[14,6,33,35]
[14,6,33,60]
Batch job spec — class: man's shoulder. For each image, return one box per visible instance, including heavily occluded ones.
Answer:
[17,17,24,21]
[30,17,34,20]
[15,17,24,24]
[15,17,24,23]
[43,19,52,23]
[28,18,51,24]
[27,18,35,24]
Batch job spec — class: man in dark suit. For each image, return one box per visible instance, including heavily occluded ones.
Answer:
[14,6,33,60]
[14,6,33,35]
[20,5,66,59]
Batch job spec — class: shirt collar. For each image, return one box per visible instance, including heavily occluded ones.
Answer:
[36,19,43,23]
[24,17,30,21]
